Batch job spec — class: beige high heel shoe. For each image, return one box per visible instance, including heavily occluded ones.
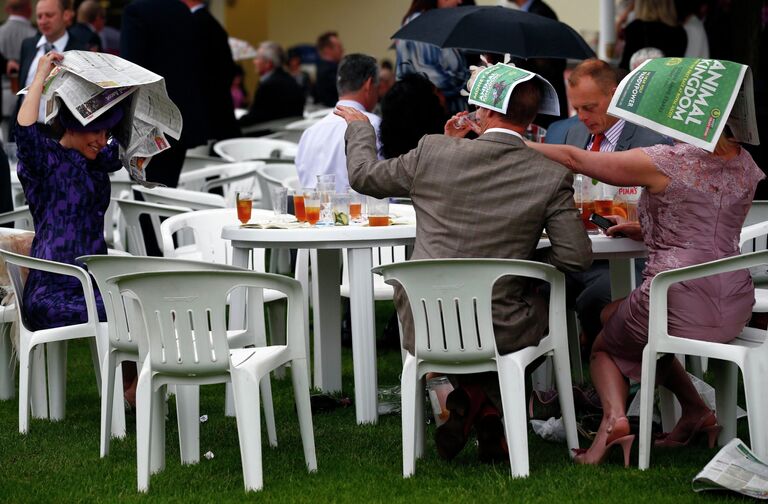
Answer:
[573,417,635,467]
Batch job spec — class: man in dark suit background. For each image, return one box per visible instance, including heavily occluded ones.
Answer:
[313,31,344,107]
[238,41,304,128]
[12,0,87,138]
[185,0,240,142]
[120,0,207,189]
[69,0,103,52]
[550,59,670,350]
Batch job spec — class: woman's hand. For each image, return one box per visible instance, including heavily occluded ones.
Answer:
[607,221,643,241]
[32,51,63,85]
[17,52,63,127]
[444,111,481,138]
[334,105,370,125]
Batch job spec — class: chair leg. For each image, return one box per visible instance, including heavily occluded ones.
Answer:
[400,356,418,477]
[566,310,584,385]
[149,385,167,476]
[530,357,553,393]
[290,358,317,473]
[260,374,278,448]
[552,349,579,455]
[709,358,738,445]
[498,359,529,478]
[0,322,15,400]
[46,341,67,421]
[415,376,425,461]
[100,351,117,458]
[225,383,236,417]
[135,372,154,492]
[88,336,102,393]
[18,340,33,433]
[742,359,768,459]
[268,300,287,379]
[638,348,658,470]
[231,370,264,492]
[175,384,200,465]
[111,370,127,440]
[29,345,48,420]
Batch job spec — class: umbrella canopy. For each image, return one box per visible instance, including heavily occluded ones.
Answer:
[391,6,595,60]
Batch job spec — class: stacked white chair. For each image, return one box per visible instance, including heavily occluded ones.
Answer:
[112,269,316,492]
[132,185,226,210]
[213,138,298,163]
[114,199,191,256]
[373,258,578,477]
[637,250,768,469]
[178,161,264,204]
[255,164,298,210]
[79,254,277,461]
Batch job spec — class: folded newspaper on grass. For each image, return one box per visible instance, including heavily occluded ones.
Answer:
[467,63,560,116]
[19,50,182,186]
[692,438,768,499]
[609,57,759,152]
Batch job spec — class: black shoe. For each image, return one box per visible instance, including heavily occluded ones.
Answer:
[475,406,508,464]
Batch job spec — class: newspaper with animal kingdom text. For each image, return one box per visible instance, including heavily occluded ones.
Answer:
[692,438,768,499]
[20,50,182,186]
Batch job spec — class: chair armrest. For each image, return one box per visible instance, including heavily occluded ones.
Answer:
[647,250,768,347]
[0,249,101,327]
[740,221,768,248]
[201,169,260,194]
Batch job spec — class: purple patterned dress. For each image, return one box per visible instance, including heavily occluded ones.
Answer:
[602,143,764,380]
[15,124,121,330]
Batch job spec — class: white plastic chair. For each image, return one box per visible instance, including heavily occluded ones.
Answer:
[80,254,276,462]
[115,199,191,256]
[213,138,298,162]
[255,164,297,210]
[0,228,34,400]
[0,249,106,433]
[282,176,301,191]
[113,269,316,492]
[0,205,33,230]
[637,250,768,469]
[740,220,768,311]
[181,154,229,175]
[373,258,578,478]
[132,185,226,210]
[177,161,264,204]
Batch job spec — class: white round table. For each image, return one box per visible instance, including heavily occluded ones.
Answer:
[223,222,647,425]
[223,222,416,424]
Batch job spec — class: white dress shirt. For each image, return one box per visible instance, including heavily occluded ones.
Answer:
[296,100,382,191]
[26,32,69,123]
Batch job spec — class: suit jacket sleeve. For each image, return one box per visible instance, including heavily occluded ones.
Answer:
[535,169,593,272]
[344,120,415,198]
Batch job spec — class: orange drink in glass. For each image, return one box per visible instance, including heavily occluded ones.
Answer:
[593,199,613,216]
[293,193,306,222]
[304,190,321,225]
[367,196,389,226]
[236,192,252,224]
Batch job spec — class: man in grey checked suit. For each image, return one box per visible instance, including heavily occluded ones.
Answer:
[336,73,592,462]
[549,59,670,348]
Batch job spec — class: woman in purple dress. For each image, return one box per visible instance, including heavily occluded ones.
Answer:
[530,124,763,466]
[16,51,123,331]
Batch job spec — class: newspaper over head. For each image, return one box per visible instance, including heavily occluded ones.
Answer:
[608,57,759,152]
[20,50,183,186]
[467,63,560,116]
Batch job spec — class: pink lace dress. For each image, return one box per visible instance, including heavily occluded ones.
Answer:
[602,143,764,380]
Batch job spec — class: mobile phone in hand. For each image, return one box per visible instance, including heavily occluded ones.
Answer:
[589,213,626,238]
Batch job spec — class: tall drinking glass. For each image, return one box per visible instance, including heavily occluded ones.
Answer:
[236,191,252,224]
[270,186,288,220]
[292,189,307,222]
[367,197,389,226]
[304,190,321,226]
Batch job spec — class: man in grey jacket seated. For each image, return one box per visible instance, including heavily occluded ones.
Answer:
[335,64,592,464]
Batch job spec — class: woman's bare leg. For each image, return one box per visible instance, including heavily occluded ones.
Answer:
[655,356,714,442]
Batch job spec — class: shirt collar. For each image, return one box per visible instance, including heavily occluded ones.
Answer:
[336,99,367,112]
[484,127,525,141]
[190,4,205,13]
[36,31,69,50]
[8,15,31,24]
[595,119,626,151]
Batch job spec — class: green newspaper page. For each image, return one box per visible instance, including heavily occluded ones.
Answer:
[468,63,560,116]
[608,58,751,152]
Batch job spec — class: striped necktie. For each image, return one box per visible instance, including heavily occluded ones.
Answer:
[43,42,55,53]
[590,133,605,152]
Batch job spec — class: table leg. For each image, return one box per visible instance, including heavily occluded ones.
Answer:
[347,248,378,424]
[609,258,636,300]
[229,246,250,330]
[311,249,342,393]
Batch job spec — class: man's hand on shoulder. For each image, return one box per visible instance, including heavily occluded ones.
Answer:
[334,105,370,125]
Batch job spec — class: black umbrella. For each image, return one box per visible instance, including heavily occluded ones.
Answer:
[391,6,595,60]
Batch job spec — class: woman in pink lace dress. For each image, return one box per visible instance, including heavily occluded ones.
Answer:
[530,128,763,466]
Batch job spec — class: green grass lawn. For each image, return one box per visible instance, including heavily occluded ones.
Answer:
[0,333,750,502]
